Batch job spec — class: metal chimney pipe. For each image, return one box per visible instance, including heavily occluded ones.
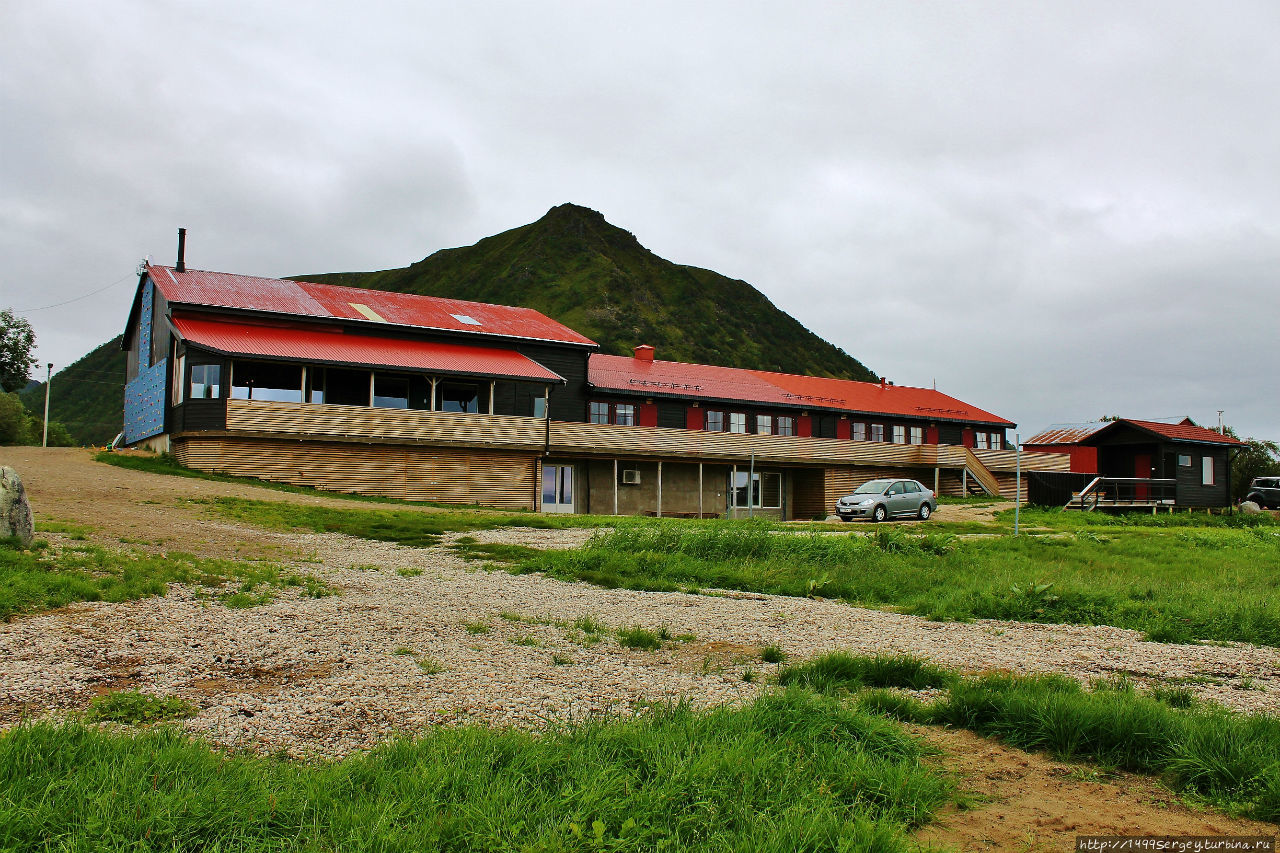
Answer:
[176,227,187,272]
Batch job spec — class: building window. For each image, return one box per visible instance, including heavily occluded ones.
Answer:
[975,432,989,450]
[189,363,221,400]
[730,470,783,509]
[533,396,547,419]
[373,373,410,409]
[589,401,637,425]
[990,433,1002,450]
[870,424,884,442]
[705,410,724,432]
[310,367,370,406]
[757,415,772,435]
[231,361,303,403]
[728,412,747,434]
[1202,456,1215,486]
[852,422,866,442]
[437,381,483,413]
[776,416,795,437]
[1178,454,1192,467]
[892,425,906,444]
[909,426,924,445]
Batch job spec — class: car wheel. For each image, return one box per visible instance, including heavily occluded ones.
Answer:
[918,503,931,521]
[871,505,887,523]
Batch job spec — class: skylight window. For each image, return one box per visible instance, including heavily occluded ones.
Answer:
[451,313,482,326]
[348,303,387,323]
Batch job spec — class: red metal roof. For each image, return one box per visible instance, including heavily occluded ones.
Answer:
[172,315,565,383]
[589,354,1013,425]
[150,264,597,347]
[1027,419,1245,447]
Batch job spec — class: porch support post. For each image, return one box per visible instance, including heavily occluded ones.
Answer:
[934,467,940,496]
[962,468,968,495]
[429,377,438,411]
[368,371,375,407]
[489,380,496,415]
[698,462,704,518]
[543,385,550,418]
[300,366,307,404]
[613,459,619,516]
[657,460,663,518]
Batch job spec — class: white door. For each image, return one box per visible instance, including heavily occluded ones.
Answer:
[542,464,575,513]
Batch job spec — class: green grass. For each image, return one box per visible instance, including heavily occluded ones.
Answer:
[0,539,333,620]
[509,519,1280,647]
[777,653,954,694]
[0,691,950,852]
[761,644,787,664]
[83,691,197,725]
[616,626,662,651]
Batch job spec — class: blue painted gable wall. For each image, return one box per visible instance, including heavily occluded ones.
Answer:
[123,278,167,444]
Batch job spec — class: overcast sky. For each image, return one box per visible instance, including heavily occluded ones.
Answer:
[3,1,1277,439]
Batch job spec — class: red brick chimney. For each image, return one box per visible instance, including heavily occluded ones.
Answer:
[634,345,655,362]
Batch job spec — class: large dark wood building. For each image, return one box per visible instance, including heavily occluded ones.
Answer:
[122,251,1071,518]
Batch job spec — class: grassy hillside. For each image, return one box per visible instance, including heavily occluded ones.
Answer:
[300,204,875,379]
[20,337,125,446]
[39,204,875,444]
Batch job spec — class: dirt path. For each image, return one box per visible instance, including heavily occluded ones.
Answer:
[3,447,1278,844]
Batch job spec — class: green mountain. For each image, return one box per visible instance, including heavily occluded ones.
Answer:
[20,336,127,446]
[31,204,875,445]
[304,204,874,380]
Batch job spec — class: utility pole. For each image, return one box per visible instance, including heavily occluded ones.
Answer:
[1014,433,1021,536]
[1217,410,1225,435]
[42,363,52,447]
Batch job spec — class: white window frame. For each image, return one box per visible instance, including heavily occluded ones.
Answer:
[990,433,1002,450]
[776,416,795,437]
[892,425,906,444]
[909,426,924,445]
[728,412,747,434]
[1202,456,1215,486]
[975,432,989,450]
[852,422,866,442]
[705,410,724,432]
[756,415,773,435]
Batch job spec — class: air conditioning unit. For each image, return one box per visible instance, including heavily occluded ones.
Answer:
[621,469,641,485]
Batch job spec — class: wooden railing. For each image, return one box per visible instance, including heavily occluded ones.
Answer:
[218,400,1070,474]
[1066,477,1177,510]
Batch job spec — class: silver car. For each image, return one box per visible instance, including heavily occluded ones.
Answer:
[835,479,937,522]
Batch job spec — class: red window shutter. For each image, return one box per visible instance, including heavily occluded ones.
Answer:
[926,427,939,445]
[961,428,975,448]
[797,415,812,437]
[638,403,658,427]
[685,407,703,430]
[836,419,850,440]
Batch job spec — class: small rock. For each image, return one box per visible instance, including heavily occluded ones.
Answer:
[1239,501,1263,515]
[824,515,842,523]
[0,467,34,547]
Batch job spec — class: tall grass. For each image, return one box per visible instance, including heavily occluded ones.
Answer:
[513,521,1280,646]
[0,691,951,852]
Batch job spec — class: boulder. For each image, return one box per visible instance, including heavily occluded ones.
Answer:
[0,466,34,547]
[1239,500,1263,515]
[824,515,844,523]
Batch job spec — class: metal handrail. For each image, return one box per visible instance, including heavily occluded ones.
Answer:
[1067,476,1177,510]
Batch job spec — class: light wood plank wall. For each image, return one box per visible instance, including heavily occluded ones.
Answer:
[172,437,539,509]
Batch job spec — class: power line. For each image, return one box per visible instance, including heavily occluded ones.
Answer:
[12,273,135,313]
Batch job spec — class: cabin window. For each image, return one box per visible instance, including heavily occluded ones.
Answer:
[974,432,989,450]
[776,416,796,437]
[1178,454,1192,467]
[590,401,610,424]
[437,381,483,413]
[373,374,411,409]
[728,412,747,434]
[1202,456,1215,486]
[231,361,303,403]
[189,363,221,400]
[705,410,724,431]
[909,426,924,445]
[852,422,866,441]
[533,396,547,419]
[756,415,772,435]
[870,424,885,442]
[892,425,906,444]
[990,433,1002,450]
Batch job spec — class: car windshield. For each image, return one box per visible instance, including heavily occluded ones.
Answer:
[853,480,893,495]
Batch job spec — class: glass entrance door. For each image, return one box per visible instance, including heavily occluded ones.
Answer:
[542,464,575,513]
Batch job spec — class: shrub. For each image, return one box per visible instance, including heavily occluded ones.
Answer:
[84,691,196,725]
[616,627,661,651]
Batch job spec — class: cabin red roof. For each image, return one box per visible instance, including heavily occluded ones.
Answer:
[172,316,565,383]
[588,354,1013,425]
[149,264,596,347]
[1027,419,1244,447]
